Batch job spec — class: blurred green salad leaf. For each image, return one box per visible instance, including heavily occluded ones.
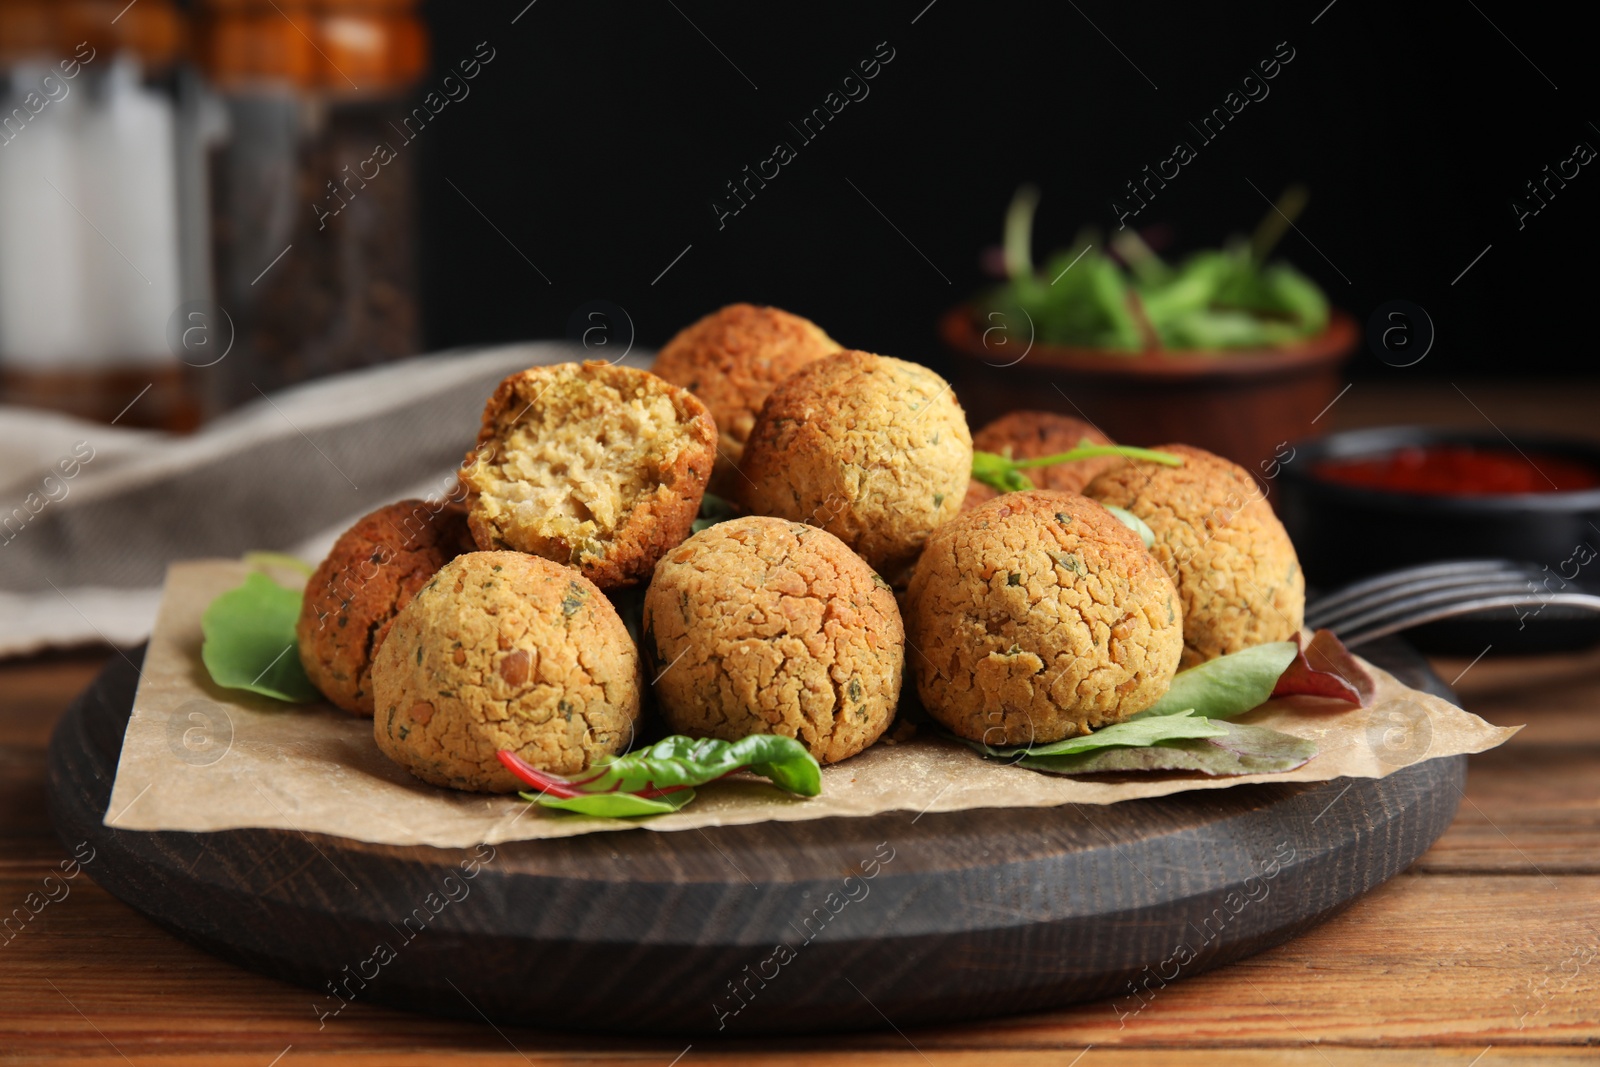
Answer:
[981,186,1329,351]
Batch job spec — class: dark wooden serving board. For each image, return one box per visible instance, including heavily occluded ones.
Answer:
[48,640,1463,1037]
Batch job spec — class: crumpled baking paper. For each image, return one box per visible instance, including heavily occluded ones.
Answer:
[103,560,1519,847]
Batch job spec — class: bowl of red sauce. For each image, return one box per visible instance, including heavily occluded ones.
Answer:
[1279,426,1600,652]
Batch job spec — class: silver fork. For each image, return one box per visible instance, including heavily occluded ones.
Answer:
[1305,558,1600,648]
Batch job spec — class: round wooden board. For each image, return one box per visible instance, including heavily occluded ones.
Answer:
[49,640,1463,1037]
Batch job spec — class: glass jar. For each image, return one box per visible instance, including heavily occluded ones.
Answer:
[0,0,201,430]
[196,0,428,416]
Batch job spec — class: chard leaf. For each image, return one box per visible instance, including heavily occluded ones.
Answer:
[1273,629,1375,706]
[499,733,822,801]
[1018,720,1316,776]
[1130,641,1299,721]
[974,708,1227,759]
[201,572,319,703]
[526,789,696,817]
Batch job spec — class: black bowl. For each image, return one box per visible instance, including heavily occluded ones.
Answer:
[1278,426,1600,654]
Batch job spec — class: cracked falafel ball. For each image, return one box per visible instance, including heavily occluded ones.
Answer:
[740,350,972,576]
[905,490,1182,745]
[372,551,642,793]
[642,516,904,764]
[296,500,475,717]
[1084,443,1306,668]
[651,304,839,498]
[460,361,717,590]
[962,410,1118,509]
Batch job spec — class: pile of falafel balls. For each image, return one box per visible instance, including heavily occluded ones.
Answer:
[294,304,1306,794]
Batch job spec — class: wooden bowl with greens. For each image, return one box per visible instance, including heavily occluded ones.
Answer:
[942,187,1358,469]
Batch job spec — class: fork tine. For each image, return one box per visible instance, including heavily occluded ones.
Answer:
[1307,569,1554,630]
[1325,581,1574,639]
[1307,559,1536,619]
[1339,592,1600,648]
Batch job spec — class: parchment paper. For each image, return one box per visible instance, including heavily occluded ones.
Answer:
[103,560,1519,847]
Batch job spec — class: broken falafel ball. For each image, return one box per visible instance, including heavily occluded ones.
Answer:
[460,361,717,590]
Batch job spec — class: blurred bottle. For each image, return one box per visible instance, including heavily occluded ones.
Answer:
[196,0,427,416]
[0,0,201,431]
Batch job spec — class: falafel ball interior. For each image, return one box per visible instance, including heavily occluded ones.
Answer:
[461,362,715,587]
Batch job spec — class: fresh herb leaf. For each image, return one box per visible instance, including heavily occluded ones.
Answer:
[691,491,741,533]
[971,445,1183,494]
[972,708,1227,760]
[1130,641,1299,722]
[971,450,1036,493]
[201,572,320,703]
[525,789,696,817]
[1103,504,1155,548]
[1018,720,1316,776]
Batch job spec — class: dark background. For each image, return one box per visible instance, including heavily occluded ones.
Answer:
[413,0,1594,379]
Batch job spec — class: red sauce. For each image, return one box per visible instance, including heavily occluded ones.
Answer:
[1314,445,1600,496]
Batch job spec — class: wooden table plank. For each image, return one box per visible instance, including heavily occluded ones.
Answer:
[6,1052,1600,1067]
[2,869,1596,1058]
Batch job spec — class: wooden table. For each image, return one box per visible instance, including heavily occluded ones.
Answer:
[4,381,1599,1064]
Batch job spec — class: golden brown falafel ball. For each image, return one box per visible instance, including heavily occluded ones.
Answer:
[1084,443,1305,668]
[652,304,839,498]
[643,516,903,764]
[740,351,972,576]
[460,361,717,590]
[296,500,475,716]
[906,490,1182,745]
[962,411,1118,509]
[372,552,642,793]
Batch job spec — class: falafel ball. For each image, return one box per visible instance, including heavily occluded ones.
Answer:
[643,517,903,763]
[460,361,717,590]
[962,410,1118,509]
[372,551,642,793]
[740,350,972,576]
[297,500,475,716]
[906,490,1182,745]
[651,304,839,498]
[1084,443,1305,667]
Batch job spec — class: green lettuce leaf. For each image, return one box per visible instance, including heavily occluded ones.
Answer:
[973,708,1227,759]
[200,572,319,703]
[1017,720,1316,776]
[525,789,697,817]
[1130,641,1299,722]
